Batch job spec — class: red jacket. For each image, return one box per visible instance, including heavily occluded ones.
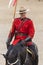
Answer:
[8,18,35,46]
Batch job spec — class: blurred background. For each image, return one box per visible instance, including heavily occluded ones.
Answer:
[0,0,43,65]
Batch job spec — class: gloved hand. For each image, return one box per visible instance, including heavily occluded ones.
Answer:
[20,37,31,46]
[6,38,11,49]
[6,42,10,49]
[6,32,13,49]
[24,37,31,42]
[20,40,26,46]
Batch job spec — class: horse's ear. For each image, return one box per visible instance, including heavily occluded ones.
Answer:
[2,54,7,59]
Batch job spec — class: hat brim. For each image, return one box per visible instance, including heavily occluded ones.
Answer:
[16,9,30,14]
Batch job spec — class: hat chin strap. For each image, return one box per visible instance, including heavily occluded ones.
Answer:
[20,15,26,19]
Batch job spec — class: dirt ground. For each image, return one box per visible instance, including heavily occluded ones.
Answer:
[0,0,43,65]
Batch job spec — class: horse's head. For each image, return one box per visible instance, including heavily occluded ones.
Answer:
[2,53,19,65]
[2,49,19,65]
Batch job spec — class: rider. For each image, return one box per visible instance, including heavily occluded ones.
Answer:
[6,7,38,65]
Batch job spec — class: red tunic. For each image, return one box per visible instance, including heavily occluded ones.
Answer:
[8,18,35,46]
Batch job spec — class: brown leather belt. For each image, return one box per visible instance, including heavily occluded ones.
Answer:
[15,32,28,36]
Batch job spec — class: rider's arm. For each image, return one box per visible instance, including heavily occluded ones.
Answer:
[27,20,35,39]
[23,20,35,42]
[20,20,35,46]
[6,19,16,48]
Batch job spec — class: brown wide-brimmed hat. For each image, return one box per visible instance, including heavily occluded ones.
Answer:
[19,7,26,14]
[16,7,29,14]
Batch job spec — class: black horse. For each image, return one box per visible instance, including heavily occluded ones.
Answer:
[3,42,38,65]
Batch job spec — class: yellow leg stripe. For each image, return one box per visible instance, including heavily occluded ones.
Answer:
[26,48,32,54]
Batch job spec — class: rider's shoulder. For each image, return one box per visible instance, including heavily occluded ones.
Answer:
[26,18,33,23]
[13,18,20,23]
[14,18,20,21]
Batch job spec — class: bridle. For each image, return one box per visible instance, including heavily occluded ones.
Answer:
[7,58,19,65]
